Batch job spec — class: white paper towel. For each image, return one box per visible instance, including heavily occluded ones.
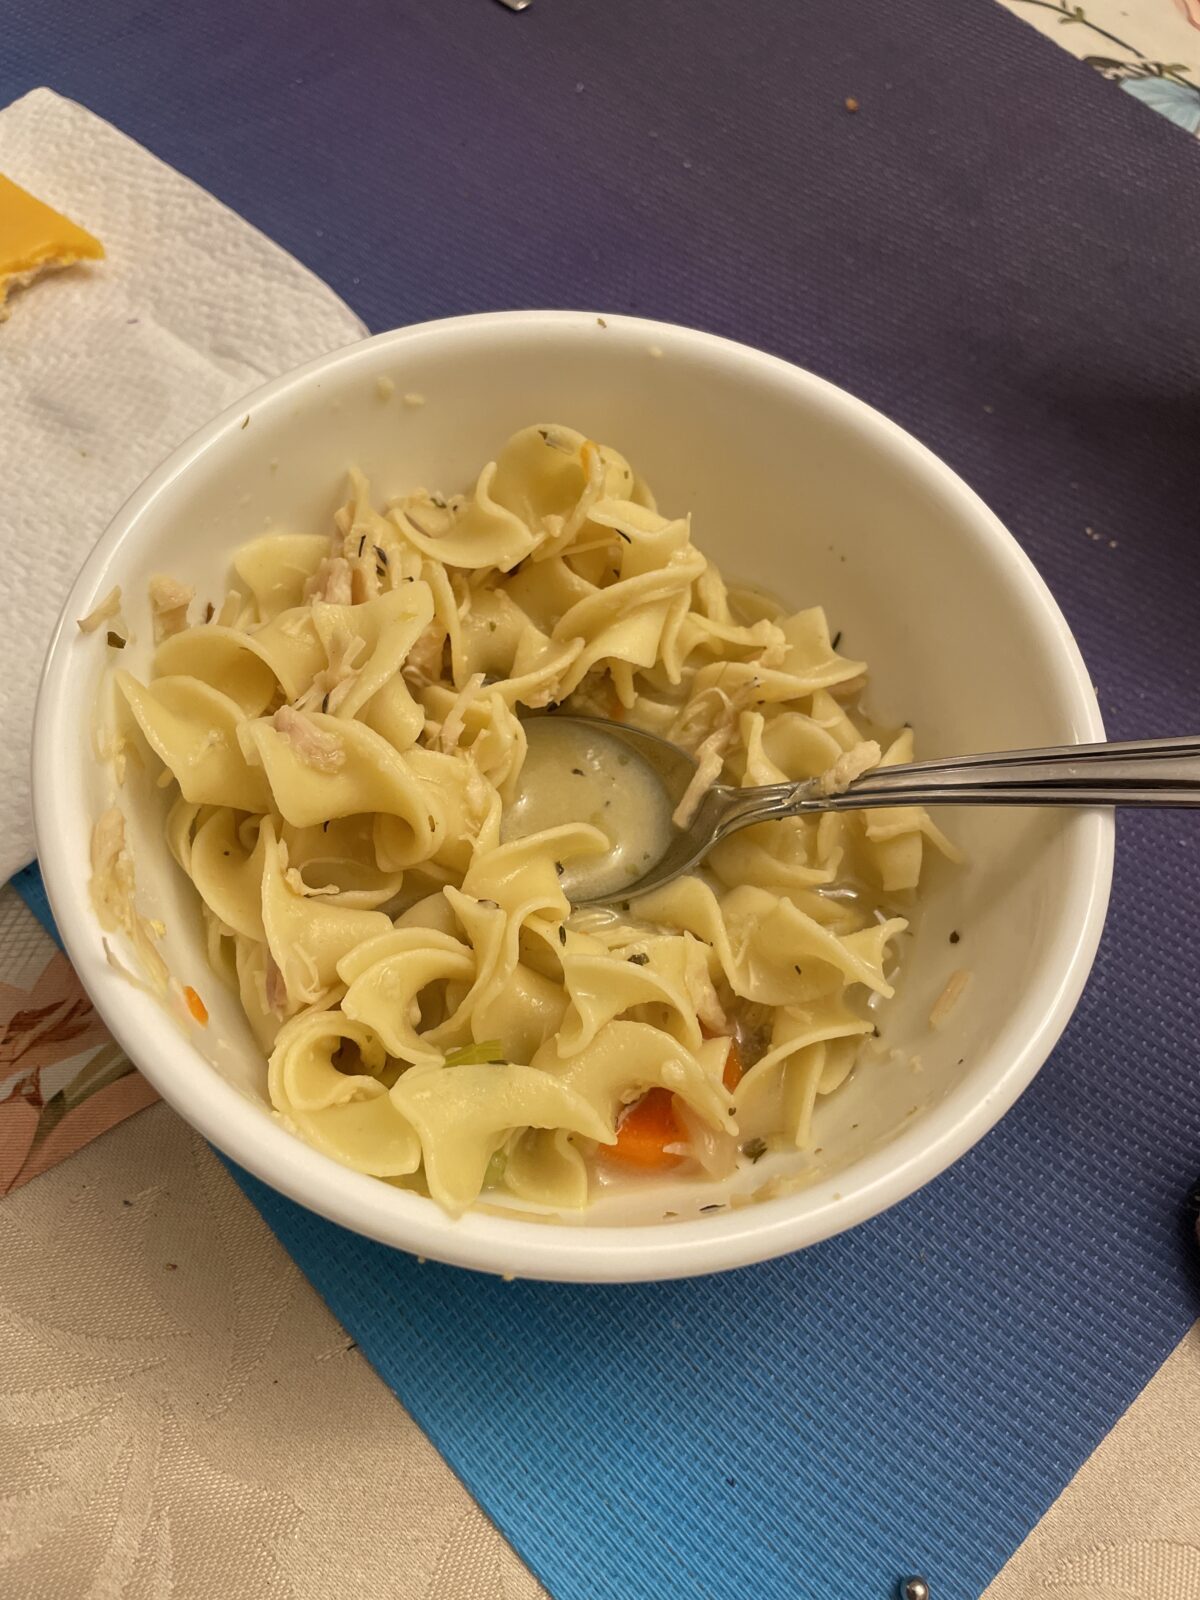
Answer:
[0,87,367,882]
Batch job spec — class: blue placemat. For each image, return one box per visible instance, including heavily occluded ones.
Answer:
[12,863,61,950]
[9,1,1200,1596]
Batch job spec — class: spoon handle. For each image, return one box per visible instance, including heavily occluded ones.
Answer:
[782,735,1200,813]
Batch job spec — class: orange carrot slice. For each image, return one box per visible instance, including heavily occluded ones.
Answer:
[700,1022,745,1091]
[182,985,208,1025]
[603,1088,684,1169]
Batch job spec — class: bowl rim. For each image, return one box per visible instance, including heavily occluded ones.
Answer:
[32,309,1113,1282]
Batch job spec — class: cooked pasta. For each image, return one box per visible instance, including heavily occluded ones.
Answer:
[100,423,958,1216]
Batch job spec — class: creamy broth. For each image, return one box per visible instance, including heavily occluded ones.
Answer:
[502,719,675,902]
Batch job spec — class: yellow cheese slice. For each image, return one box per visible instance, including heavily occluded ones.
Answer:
[0,173,104,315]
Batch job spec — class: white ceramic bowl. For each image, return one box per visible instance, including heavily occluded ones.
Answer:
[33,312,1112,1282]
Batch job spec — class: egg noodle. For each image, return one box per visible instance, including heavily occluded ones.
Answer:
[101,424,957,1216]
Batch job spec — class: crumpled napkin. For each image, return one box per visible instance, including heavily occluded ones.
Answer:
[0,87,367,881]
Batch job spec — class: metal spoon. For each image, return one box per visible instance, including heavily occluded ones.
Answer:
[521,714,1200,906]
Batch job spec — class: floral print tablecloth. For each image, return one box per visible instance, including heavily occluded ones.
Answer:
[0,888,157,1196]
[1001,0,1200,133]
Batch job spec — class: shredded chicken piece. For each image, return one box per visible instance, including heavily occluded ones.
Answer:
[670,683,757,827]
[669,684,741,754]
[672,734,728,828]
[77,585,123,634]
[148,575,193,643]
[403,621,447,686]
[90,807,134,932]
[683,938,727,1034]
[272,706,346,772]
[929,969,972,1029]
[815,739,881,798]
[92,732,132,787]
[296,629,365,714]
[565,667,620,720]
[303,555,354,606]
[90,808,170,991]
[91,680,140,785]
[525,678,571,710]
[439,672,487,752]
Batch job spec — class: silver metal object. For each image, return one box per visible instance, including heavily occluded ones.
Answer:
[493,0,530,10]
[900,1581,930,1600]
[521,715,1200,905]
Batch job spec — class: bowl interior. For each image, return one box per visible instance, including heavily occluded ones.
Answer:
[36,313,1109,1278]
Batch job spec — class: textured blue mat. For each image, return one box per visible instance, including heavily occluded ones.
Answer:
[12,864,61,951]
[9,0,1200,1596]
